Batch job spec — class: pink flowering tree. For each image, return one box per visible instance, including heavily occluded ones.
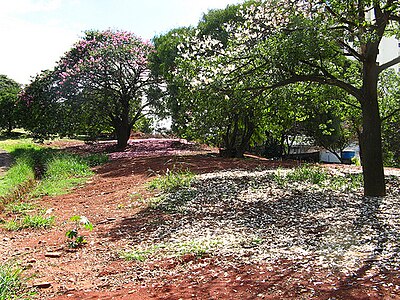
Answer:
[177,0,400,197]
[22,29,159,148]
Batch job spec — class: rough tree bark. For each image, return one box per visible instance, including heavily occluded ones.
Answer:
[360,59,386,196]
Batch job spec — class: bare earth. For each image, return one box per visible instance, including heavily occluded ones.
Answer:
[0,150,12,177]
[0,139,399,300]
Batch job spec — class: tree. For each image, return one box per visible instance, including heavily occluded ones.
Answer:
[178,0,400,196]
[22,30,159,148]
[0,75,20,134]
[151,27,195,136]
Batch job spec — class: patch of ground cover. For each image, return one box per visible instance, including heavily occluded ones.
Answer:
[0,261,35,300]
[110,167,400,298]
[0,139,108,206]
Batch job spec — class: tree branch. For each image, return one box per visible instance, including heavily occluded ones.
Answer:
[381,107,400,122]
[237,74,362,102]
[379,55,400,73]
[336,40,363,61]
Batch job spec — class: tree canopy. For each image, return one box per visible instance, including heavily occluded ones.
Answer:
[175,0,400,196]
[0,75,20,134]
[20,29,160,147]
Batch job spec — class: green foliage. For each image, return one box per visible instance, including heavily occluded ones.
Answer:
[0,142,37,207]
[45,154,92,179]
[330,173,364,191]
[147,169,195,193]
[174,240,210,258]
[285,165,328,185]
[120,248,156,262]
[21,30,160,148]
[65,215,93,248]
[82,153,109,167]
[0,262,33,300]
[5,202,35,215]
[0,75,21,134]
[379,69,400,168]
[0,139,106,207]
[34,151,106,197]
[274,165,363,191]
[4,214,55,231]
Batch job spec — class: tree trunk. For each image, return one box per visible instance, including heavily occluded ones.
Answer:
[115,121,131,149]
[7,120,13,135]
[360,62,386,197]
[112,95,133,149]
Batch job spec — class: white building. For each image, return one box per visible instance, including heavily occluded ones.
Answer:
[378,36,400,72]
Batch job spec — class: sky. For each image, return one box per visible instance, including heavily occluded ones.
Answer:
[0,0,241,85]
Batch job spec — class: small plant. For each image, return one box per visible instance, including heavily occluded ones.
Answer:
[120,248,153,262]
[5,202,36,215]
[286,165,328,185]
[120,244,165,262]
[0,262,34,300]
[4,214,55,231]
[330,173,363,191]
[175,240,209,258]
[66,215,93,249]
[147,169,195,193]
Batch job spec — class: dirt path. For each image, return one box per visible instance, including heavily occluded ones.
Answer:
[0,150,12,177]
[1,140,399,299]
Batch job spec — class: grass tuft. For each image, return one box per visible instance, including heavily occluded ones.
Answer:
[273,165,363,191]
[4,214,55,231]
[0,262,33,300]
[147,169,195,193]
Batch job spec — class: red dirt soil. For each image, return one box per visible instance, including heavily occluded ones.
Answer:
[1,139,399,300]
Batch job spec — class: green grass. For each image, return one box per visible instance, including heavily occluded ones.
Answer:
[4,214,55,231]
[147,169,195,193]
[120,248,155,262]
[33,153,94,197]
[120,240,220,263]
[0,139,108,206]
[273,165,363,191]
[0,262,33,300]
[285,164,328,185]
[83,153,109,167]
[5,202,36,215]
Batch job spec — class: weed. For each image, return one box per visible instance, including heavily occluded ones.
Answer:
[32,152,94,197]
[4,214,55,231]
[286,165,328,185]
[147,169,195,193]
[174,240,210,258]
[120,248,155,262]
[0,262,34,300]
[0,140,101,210]
[5,202,36,215]
[273,165,364,192]
[149,190,197,213]
[330,173,363,191]
[66,216,93,249]
[129,192,145,203]
[83,153,109,167]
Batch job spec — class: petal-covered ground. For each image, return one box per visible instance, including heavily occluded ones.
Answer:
[1,139,399,299]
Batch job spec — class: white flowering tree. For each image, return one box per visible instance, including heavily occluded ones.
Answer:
[177,0,400,197]
[171,3,277,157]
